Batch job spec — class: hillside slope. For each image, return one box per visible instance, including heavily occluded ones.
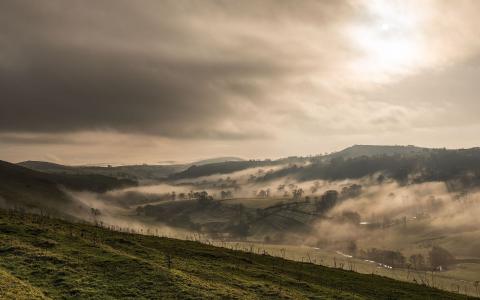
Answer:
[190,156,245,166]
[0,161,73,213]
[330,145,430,159]
[253,147,480,187]
[169,160,270,180]
[0,210,473,299]
[16,161,76,174]
[6,160,137,193]
[18,160,178,182]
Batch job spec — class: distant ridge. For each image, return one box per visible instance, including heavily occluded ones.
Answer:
[331,144,431,159]
[189,156,244,166]
[18,160,76,172]
[17,157,245,181]
[14,161,137,192]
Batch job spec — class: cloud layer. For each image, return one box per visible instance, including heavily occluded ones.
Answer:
[0,1,351,139]
[1,0,480,163]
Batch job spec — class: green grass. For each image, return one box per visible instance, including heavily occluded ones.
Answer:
[0,210,475,299]
[218,241,480,297]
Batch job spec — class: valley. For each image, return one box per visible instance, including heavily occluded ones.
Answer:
[2,145,480,298]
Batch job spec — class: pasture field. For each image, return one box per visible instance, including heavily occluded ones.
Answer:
[219,241,480,297]
[0,209,474,299]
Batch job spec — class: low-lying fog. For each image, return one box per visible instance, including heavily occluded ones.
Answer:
[65,163,480,263]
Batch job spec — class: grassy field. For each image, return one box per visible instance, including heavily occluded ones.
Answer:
[124,195,480,297]
[216,241,480,298]
[0,210,475,299]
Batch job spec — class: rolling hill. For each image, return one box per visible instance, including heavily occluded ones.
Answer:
[0,209,473,299]
[18,160,180,182]
[0,161,74,214]
[330,145,431,159]
[253,147,480,187]
[16,161,77,174]
[0,160,139,219]
[168,160,267,180]
[18,156,245,182]
[19,146,470,183]
[5,161,137,193]
[190,156,244,166]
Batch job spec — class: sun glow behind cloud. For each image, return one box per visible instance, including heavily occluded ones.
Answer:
[347,1,425,83]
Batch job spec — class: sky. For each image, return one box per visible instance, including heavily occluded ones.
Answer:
[1,0,480,165]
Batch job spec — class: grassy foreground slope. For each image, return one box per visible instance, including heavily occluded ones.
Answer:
[0,211,474,300]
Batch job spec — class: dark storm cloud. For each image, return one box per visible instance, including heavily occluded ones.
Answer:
[0,133,76,145]
[0,0,352,139]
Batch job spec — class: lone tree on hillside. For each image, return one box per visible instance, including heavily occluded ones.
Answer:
[229,220,250,238]
[292,188,304,200]
[195,191,213,206]
[429,246,455,270]
[90,208,101,225]
[409,253,426,270]
[315,190,338,213]
[257,189,270,198]
[220,190,232,199]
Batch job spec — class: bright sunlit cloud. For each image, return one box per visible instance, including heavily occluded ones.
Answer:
[347,1,425,83]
